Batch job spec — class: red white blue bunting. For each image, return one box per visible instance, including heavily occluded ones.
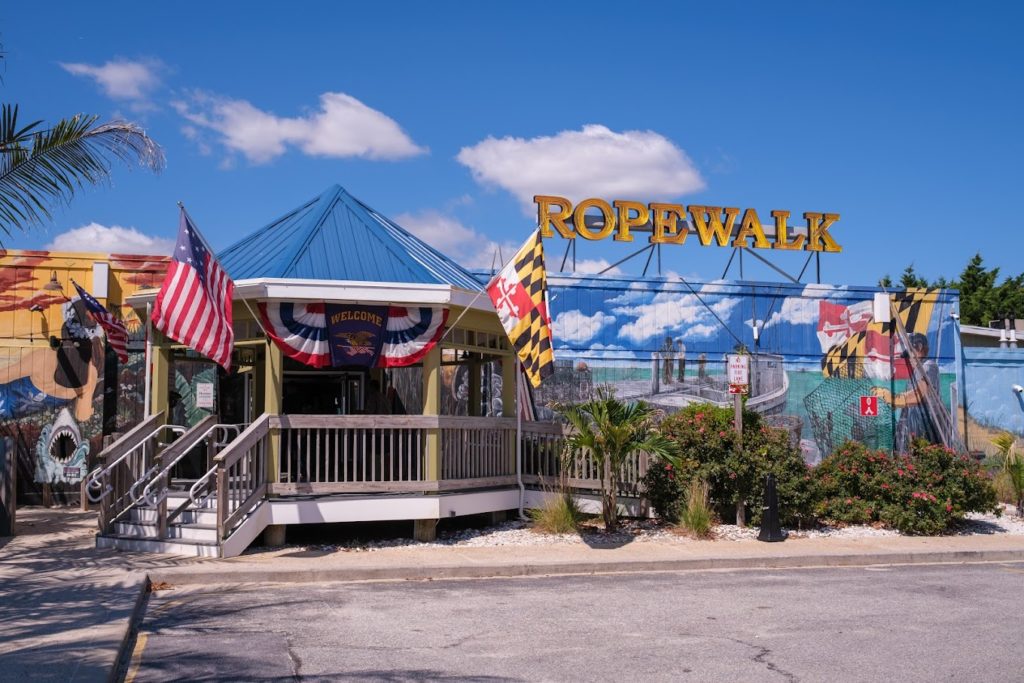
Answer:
[380,306,448,367]
[258,302,331,368]
[258,303,447,368]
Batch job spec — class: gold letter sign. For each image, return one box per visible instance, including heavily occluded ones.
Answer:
[532,195,841,253]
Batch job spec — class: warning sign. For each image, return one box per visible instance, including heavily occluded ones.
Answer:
[726,354,749,386]
[860,395,879,417]
[728,384,748,395]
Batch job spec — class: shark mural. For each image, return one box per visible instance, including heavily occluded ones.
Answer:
[0,250,169,503]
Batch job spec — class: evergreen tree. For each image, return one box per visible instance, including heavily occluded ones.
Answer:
[899,265,929,288]
[957,253,1000,326]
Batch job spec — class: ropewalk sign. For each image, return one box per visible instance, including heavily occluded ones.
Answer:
[535,195,841,253]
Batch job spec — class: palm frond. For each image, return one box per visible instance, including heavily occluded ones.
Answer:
[0,105,165,237]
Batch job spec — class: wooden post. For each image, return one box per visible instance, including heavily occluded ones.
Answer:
[422,343,441,481]
[468,356,481,417]
[216,468,227,540]
[150,330,171,420]
[734,392,745,527]
[501,355,516,417]
[264,339,283,484]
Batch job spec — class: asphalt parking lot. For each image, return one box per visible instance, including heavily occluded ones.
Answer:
[128,562,1024,682]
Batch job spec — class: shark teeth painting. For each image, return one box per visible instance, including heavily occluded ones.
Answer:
[34,407,90,484]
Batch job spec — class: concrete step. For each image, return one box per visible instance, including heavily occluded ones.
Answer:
[166,523,219,543]
[158,492,219,509]
[129,506,218,525]
[114,521,159,539]
[96,533,221,558]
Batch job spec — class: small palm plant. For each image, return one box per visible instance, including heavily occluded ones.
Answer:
[558,391,678,531]
[992,432,1024,517]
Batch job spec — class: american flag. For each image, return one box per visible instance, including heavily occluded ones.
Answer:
[152,208,234,369]
[71,280,129,363]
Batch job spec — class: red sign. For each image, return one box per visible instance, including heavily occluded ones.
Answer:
[860,395,879,417]
[728,384,748,395]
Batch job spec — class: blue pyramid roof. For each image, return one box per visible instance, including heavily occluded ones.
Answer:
[218,185,481,290]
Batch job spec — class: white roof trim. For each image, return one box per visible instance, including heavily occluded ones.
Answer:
[127,277,495,313]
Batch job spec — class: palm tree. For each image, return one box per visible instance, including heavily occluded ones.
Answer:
[559,392,678,531]
[0,104,164,237]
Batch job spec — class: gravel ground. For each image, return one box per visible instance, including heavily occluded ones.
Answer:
[265,504,1024,554]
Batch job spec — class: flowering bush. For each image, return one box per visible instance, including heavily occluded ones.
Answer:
[815,439,999,535]
[658,404,815,527]
[642,458,687,523]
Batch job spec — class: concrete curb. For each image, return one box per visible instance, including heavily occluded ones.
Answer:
[148,548,1024,586]
[108,575,150,683]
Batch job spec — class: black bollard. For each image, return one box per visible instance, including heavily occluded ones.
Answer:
[757,473,786,542]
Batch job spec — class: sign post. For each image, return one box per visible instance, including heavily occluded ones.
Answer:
[726,354,750,526]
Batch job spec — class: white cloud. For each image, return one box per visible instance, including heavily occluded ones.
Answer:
[394,210,517,270]
[60,59,161,101]
[173,91,426,164]
[686,324,718,339]
[613,287,741,344]
[552,309,615,344]
[557,342,638,365]
[760,284,849,329]
[567,259,622,276]
[456,124,705,214]
[45,223,174,255]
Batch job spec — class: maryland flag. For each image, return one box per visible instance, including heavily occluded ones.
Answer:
[486,230,555,388]
[822,288,938,379]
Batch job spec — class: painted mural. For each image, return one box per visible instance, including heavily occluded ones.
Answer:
[0,250,169,503]
[537,274,960,463]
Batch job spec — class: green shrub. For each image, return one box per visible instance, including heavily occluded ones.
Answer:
[529,492,584,534]
[659,403,815,527]
[991,432,1024,516]
[642,457,687,523]
[815,439,1000,535]
[680,479,713,537]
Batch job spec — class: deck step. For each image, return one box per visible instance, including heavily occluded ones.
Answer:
[96,533,222,557]
[166,523,219,542]
[130,506,219,525]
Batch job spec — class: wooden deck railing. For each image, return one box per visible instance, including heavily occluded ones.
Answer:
[520,421,650,497]
[263,415,649,498]
[440,417,516,484]
[271,415,431,494]
[90,412,166,534]
[215,414,270,540]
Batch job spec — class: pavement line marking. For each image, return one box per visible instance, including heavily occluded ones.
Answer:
[998,564,1024,575]
[125,631,148,683]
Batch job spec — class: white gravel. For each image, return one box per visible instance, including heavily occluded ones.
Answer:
[273,504,1024,554]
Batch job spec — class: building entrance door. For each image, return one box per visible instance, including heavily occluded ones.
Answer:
[219,370,253,425]
[283,371,364,415]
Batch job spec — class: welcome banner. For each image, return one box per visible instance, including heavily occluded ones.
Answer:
[325,304,389,367]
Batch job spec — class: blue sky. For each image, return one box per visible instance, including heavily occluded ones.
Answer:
[2,1,1022,286]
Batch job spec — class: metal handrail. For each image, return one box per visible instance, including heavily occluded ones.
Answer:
[213,423,243,450]
[189,465,219,506]
[141,423,240,506]
[85,424,185,503]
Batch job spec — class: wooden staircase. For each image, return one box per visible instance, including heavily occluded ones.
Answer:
[89,415,271,558]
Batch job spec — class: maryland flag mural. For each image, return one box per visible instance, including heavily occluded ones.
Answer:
[821,288,937,380]
[486,230,555,388]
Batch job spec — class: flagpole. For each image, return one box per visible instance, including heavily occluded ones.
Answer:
[143,301,152,417]
[178,200,273,343]
[438,228,540,345]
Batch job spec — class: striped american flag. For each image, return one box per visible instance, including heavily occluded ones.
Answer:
[152,208,234,369]
[72,280,129,363]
